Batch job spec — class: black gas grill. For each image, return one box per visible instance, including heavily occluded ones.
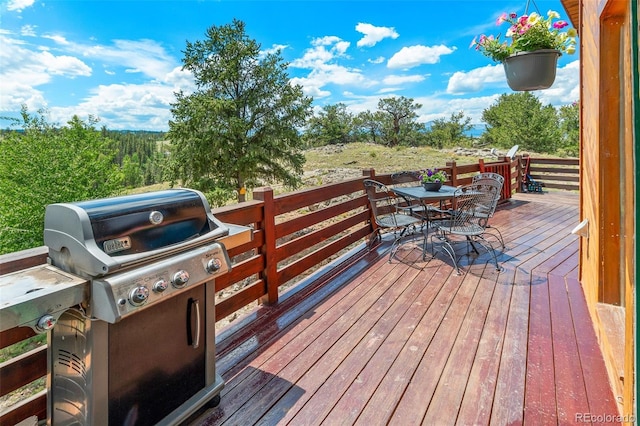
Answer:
[36,188,247,426]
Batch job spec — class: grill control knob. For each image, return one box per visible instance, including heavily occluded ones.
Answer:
[206,258,222,274]
[172,270,190,288]
[129,286,149,306]
[153,279,169,293]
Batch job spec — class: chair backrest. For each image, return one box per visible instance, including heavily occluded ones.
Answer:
[390,171,421,185]
[450,183,500,232]
[471,173,504,217]
[390,171,423,209]
[363,179,399,228]
[472,172,504,187]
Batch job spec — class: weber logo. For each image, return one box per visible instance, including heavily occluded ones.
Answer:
[103,237,132,254]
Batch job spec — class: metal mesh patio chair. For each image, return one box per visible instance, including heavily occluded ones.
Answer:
[430,183,502,274]
[471,172,506,248]
[363,179,426,262]
[390,171,429,222]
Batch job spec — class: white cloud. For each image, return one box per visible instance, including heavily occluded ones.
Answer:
[0,81,48,113]
[334,41,350,56]
[164,66,196,91]
[414,94,501,125]
[355,23,399,48]
[20,25,37,37]
[312,36,343,46]
[44,51,92,77]
[383,74,426,85]
[261,44,289,57]
[536,60,580,105]
[368,56,385,64]
[446,64,505,94]
[338,93,383,115]
[69,39,176,80]
[0,31,189,130]
[49,65,198,130]
[7,0,34,12]
[291,36,350,69]
[291,62,375,99]
[387,45,456,69]
[289,35,377,98]
[0,34,92,111]
[42,34,70,45]
[446,60,579,99]
[34,35,179,81]
[47,82,177,130]
[291,76,331,98]
[378,87,402,94]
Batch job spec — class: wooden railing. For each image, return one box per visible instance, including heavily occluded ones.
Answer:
[0,155,575,424]
[519,155,580,192]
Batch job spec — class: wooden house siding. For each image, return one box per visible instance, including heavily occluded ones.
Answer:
[563,0,636,417]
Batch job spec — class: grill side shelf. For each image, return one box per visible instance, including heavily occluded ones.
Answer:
[0,265,88,332]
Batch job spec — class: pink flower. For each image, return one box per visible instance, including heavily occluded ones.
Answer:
[518,15,529,25]
[553,20,568,29]
[518,24,530,35]
[496,13,508,25]
[509,12,517,19]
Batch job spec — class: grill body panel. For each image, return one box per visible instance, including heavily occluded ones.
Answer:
[39,189,243,426]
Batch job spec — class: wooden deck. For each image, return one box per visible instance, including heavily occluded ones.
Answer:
[193,191,621,425]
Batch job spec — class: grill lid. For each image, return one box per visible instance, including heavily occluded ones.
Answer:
[44,189,229,277]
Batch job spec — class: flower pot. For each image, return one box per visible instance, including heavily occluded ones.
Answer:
[422,182,442,192]
[502,49,561,91]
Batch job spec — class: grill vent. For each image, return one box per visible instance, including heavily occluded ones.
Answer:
[57,349,88,382]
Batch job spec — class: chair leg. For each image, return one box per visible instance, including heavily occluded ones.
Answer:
[367,229,381,249]
[430,234,461,275]
[470,235,502,272]
[483,226,505,249]
[388,237,401,262]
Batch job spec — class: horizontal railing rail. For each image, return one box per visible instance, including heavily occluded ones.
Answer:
[519,155,580,191]
[0,155,577,424]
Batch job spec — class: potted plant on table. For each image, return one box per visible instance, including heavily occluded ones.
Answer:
[471,10,578,91]
[420,168,447,192]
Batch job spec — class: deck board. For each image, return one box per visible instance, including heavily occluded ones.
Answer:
[194,192,621,426]
[422,264,497,424]
[548,274,591,422]
[456,264,516,425]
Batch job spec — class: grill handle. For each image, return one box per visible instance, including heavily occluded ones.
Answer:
[187,298,201,349]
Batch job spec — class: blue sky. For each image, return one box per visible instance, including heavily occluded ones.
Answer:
[0,0,579,131]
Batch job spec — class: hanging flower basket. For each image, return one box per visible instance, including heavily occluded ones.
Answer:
[502,49,561,91]
[470,10,577,92]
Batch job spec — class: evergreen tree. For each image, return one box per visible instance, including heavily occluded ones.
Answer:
[481,92,561,153]
[558,101,579,156]
[305,103,354,146]
[167,19,312,204]
[425,111,474,148]
[377,96,425,146]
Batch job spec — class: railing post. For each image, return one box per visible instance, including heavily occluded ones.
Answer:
[516,154,525,193]
[478,158,485,173]
[501,156,513,199]
[361,168,377,236]
[446,161,458,186]
[362,168,375,178]
[253,187,278,305]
